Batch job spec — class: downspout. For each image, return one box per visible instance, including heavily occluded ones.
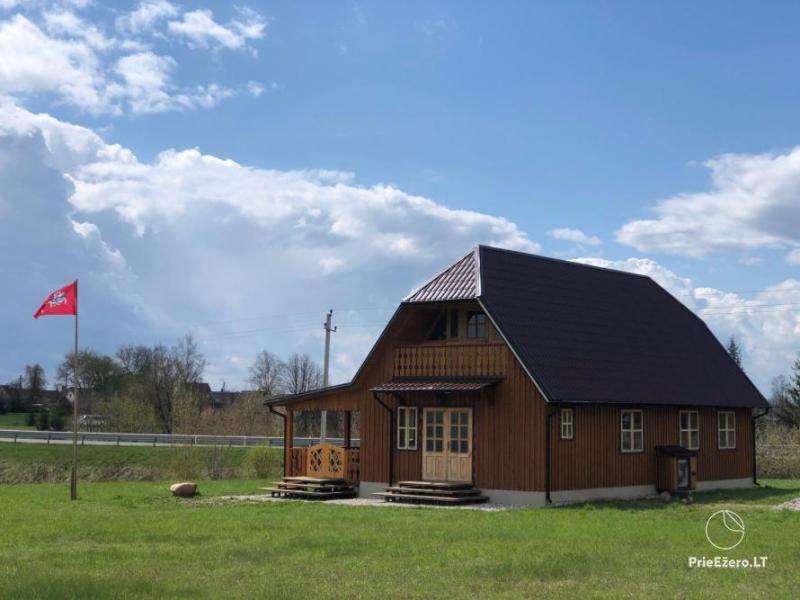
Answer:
[373,392,394,486]
[545,405,558,504]
[752,406,770,486]
[268,405,287,478]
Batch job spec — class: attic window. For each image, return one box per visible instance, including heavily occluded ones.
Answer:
[429,309,460,341]
[466,311,487,338]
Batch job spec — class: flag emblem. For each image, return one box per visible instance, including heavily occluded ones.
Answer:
[34,281,78,319]
[47,291,68,307]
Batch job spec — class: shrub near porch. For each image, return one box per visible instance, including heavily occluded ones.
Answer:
[1,480,799,598]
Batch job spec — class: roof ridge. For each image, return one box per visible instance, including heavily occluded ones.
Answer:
[477,245,652,280]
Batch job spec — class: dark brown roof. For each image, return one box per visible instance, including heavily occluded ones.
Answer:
[370,378,500,393]
[476,246,768,409]
[404,249,479,303]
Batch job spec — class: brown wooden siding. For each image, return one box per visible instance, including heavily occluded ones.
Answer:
[550,406,753,491]
[278,302,755,493]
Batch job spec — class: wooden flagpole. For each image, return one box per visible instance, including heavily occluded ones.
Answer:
[70,285,79,501]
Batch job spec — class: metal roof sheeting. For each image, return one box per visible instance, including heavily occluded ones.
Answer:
[370,378,500,393]
[403,249,479,303]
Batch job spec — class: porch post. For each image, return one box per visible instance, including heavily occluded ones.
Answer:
[344,410,352,447]
[285,408,294,478]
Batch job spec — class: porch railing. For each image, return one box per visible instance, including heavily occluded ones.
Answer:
[287,445,360,481]
[393,342,506,378]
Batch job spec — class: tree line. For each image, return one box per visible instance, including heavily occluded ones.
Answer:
[2,335,335,436]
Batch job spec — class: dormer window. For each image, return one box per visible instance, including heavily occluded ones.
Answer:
[428,309,460,341]
[466,311,487,338]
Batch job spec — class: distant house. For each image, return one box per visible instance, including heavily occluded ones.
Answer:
[266,246,769,506]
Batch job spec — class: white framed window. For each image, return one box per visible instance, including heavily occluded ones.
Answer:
[397,407,418,450]
[718,411,736,450]
[620,409,644,453]
[560,408,574,440]
[679,411,699,450]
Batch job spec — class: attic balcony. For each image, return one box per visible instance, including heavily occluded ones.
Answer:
[393,342,506,378]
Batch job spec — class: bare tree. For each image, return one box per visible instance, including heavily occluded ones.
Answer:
[281,353,322,394]
[115,335,207,433]
[249,350,285,396]
[281,353,325,436]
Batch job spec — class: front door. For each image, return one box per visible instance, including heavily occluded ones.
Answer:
[422,408,472,482]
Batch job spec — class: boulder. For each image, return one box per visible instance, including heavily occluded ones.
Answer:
[170,482,198,497]
[660,491,671,503]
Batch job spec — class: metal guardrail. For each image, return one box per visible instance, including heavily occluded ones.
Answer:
[0,429,360,448]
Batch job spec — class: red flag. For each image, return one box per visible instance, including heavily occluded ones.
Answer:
[33,281,78,319]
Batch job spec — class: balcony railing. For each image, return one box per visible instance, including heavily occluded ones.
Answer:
[288,445,360,481]
[393,342,506,378]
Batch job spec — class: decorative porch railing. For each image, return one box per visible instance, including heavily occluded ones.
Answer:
[393,342,506,378]
[288,445,360,481]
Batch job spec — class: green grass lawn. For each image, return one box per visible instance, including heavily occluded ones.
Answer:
[0,442,282,483]
[1,479,798,599]
[0,412,35,430]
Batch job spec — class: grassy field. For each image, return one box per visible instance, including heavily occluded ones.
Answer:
[0,442,282,483]
[1,479,798,599]
[0,412,35,430]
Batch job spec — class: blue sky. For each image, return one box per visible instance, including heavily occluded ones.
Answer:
[1,1,799,394]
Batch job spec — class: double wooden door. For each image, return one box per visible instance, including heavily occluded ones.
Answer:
[422,407,472,482]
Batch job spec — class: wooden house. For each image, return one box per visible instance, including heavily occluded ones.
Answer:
[265,246,769,505]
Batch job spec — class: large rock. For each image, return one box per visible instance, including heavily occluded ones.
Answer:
[170,482,198,497]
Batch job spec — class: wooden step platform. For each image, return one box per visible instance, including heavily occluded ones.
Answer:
[373,481,489,505]
[262,477,357,501]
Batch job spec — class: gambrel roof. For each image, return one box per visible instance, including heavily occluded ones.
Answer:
[268,246,768,409]
[404,246,767,409]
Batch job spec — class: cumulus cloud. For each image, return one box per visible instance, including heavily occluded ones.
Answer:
[548,227,602,246]
[167,7,265,52]
[572,256,800,392]
[0,100,539,387]
[0,4,261,114]
[617,148,800,259]
[116,0,178,35]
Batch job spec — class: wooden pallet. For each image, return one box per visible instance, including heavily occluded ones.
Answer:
[261,477,357,501]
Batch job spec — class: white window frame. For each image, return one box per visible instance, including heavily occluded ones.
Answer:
[560,408,574,440]
[620,409,644,453]
[397,407,418,450]
[718,411,736,450]
[679,410,699,450]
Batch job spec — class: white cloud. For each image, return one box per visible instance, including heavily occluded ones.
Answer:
[617,148,800,258]
[167,7,265,52]
[0,15,109,111]
[0,8,248,114]
[786,248,800,265]
[116,1,178,35]
[0,100,539,387]
[246,80,264,97]
[548,227,602,246]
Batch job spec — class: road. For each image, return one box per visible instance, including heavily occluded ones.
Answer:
[0,429,358,448]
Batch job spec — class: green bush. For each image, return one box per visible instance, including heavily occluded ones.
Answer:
[49,411,66,431]
[25,412,36,427]
[35,411,49,431]
[244,445,276,479]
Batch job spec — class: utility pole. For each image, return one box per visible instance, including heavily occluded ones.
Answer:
[321,309,336,443]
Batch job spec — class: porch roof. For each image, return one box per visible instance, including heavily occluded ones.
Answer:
[370,377,500,393]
